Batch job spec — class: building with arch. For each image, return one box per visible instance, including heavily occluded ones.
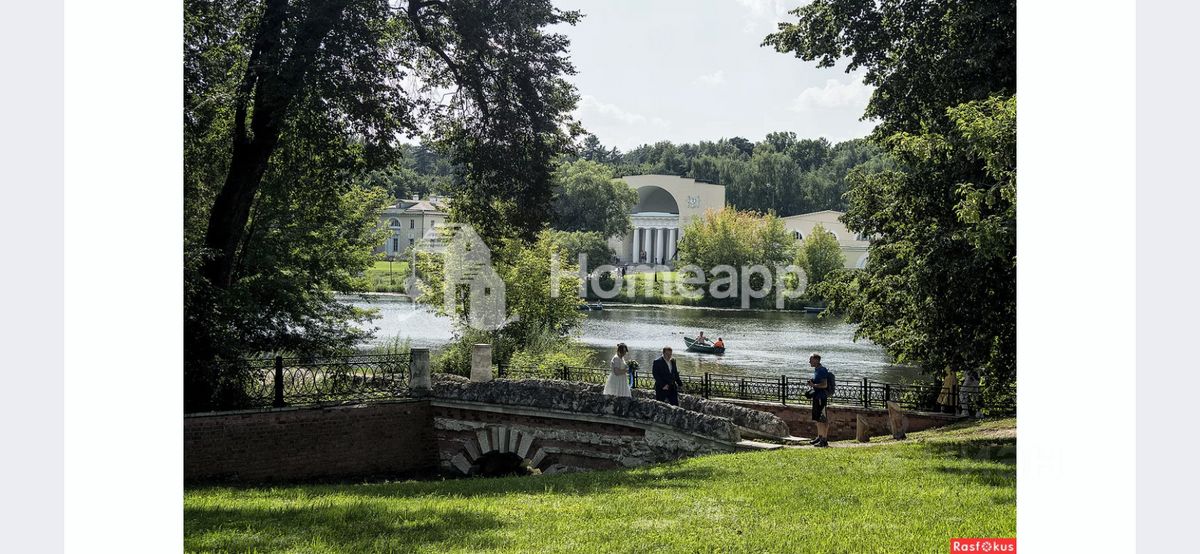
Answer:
[610,174,726,265]
[378,197,448,258]
[780,210,870,269]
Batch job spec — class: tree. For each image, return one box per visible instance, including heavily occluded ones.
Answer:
[185,0,581,409]
[788,138,831,172]
[544,230,615,273]
[675,208,794,305]
[793,223,845,286]
[765,0,1016,138]
[818,96,1015,397]
[766,0,1016,401]
[550,159,638,237]
[192,0,579,287]
[415,231,584,373]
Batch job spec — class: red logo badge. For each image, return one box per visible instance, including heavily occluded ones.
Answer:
[950,538,1016,552]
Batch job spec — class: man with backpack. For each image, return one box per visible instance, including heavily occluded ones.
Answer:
[807,353,833,447]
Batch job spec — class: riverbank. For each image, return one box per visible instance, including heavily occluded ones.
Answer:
[351,260,411,293]
[340,296,919,383]
[185,418,1015,552]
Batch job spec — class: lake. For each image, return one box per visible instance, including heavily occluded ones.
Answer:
[346,295,922,383]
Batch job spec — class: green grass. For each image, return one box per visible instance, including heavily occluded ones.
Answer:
[356,260,411,293]
[185,419,1015,553]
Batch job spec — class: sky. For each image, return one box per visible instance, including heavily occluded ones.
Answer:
[552,0,876,151]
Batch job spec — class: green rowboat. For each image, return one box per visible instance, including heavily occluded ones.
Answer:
[683,336,725,354]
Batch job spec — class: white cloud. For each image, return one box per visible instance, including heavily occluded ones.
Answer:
[789,76,874,112]
[734,0,794,34]
[575,95,669,128]
[697,70,726,86]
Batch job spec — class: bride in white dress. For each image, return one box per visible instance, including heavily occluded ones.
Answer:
[603,343,632,397]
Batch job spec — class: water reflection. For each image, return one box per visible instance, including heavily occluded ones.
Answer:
[345,295,921,383]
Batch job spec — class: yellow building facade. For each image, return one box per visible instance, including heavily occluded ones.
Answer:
[780,210,870,269]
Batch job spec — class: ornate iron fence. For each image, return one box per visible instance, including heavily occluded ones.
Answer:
[190,354,1011,415]
[495,364,1015,415]
[189,353,412,412]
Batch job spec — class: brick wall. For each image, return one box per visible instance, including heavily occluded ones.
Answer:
[184,400,435,483]
[725,400,962,440]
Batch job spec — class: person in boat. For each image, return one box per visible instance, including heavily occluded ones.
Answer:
[695,331,710,345]
[713,337,724,349]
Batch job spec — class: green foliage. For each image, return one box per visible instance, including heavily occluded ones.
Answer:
[794,223,845,287]
[352,260,412,294]
[184,177,393,410]
[765,0,1016,138]
[362,143,459,202]
[673,208,794,306]
[676,208,793,273]
[550,159,639,236]
[417,231,585,371]
[184,0,582,410]
[186,419,1016,552]
[768,0,1017,400]
[506,328,592,372]
[431,5,584,248]
[816,96,1016,398]
[544,230,616,273]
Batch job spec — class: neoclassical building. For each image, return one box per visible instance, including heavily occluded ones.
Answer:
[780,210,871,269]
[609,174,726,265]
[375,180,870,270]
[378,196,448,258]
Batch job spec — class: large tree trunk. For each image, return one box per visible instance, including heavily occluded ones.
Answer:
[201,138,278,287]
[199,0,349,288]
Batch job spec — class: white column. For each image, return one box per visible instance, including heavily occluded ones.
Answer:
[641,227,651,263]
[633,226,643,262]
[649,228,657,264]
[650,228,658,264]
[657,228,665,264]
[667,228,678,262]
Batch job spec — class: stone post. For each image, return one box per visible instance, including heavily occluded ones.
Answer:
[471,343,493,383]
[410,348,431,395]
[855,414,870,443]
[887,401,908,440]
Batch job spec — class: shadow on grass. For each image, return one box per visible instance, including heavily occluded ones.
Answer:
[186,462,724,551]
[920,437,1016,488]
[189,462,723,502]
[185,504,504,552]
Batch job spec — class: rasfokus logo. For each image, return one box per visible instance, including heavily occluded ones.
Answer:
[950,538,1016,552]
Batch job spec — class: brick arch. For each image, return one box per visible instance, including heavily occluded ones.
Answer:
[447,425,549,475]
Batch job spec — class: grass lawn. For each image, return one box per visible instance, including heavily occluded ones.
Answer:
[185,419,1015,553]
[358,260,411,293]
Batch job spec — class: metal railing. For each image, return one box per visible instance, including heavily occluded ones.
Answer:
[496,364,1015,415]
[189,353,1011,415]
[190,353,412,411]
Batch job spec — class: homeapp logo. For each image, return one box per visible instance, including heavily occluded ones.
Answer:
[409,223,514,331]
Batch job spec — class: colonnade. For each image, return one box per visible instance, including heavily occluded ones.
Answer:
[629,226,679,265]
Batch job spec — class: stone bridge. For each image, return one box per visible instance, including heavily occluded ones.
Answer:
[424,375,790,475]
[184,348,792,482]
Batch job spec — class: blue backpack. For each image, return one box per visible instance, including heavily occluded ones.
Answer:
[826,371,836,396]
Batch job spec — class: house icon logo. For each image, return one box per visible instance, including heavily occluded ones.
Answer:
[412,224,511,331]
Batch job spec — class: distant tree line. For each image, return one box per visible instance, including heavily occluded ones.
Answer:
[574,132,890,217]
[381,132,890,219]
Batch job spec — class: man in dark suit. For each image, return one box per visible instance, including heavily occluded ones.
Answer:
[651,347,684,405]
